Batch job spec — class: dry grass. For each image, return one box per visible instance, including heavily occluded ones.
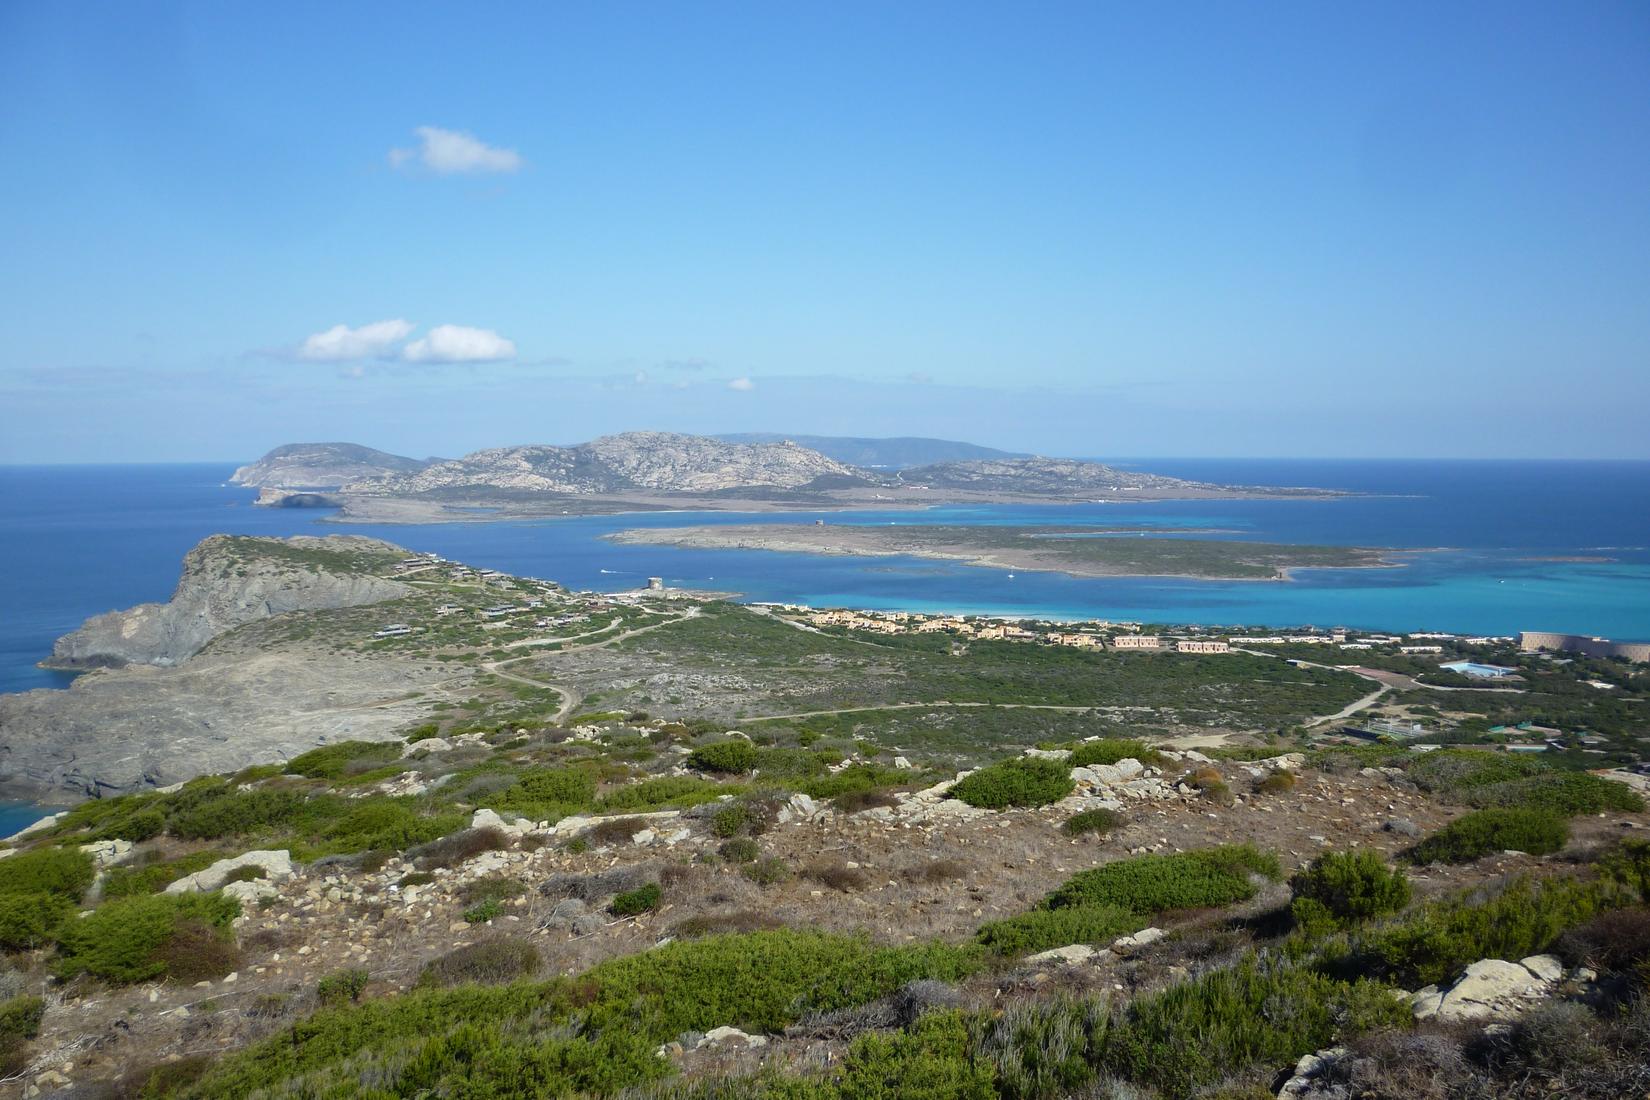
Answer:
[801,859,870,893]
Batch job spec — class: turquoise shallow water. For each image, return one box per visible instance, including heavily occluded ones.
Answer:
[1,459,1646,705]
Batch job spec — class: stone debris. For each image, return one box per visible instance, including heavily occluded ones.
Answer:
[1278,1046,1349,1096]
[79,838,135,869]
[1025,943,1103,966]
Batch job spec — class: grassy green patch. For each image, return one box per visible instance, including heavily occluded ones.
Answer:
[950,757,1074,809]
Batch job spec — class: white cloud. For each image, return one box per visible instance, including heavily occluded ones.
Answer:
[401,324,517,363]
[390,126,522,175]
[297,319,414,361]
[728,376,755,391]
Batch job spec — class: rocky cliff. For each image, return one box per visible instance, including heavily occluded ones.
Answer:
[45,535,412,670]
[344,431,870,495]
[231,442,433,489]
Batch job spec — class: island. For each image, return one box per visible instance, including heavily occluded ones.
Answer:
[230,433,1343,522]
[606,523,1395,580]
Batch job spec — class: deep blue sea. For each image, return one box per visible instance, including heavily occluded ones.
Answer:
[3,458,1647,832]
[2,460,1648,698]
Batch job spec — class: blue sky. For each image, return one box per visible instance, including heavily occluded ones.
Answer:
[1,1,1647,462]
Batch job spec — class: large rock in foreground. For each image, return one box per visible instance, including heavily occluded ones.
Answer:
[46,535,411,669]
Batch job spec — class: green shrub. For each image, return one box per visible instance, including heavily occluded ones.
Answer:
[1253,770,1297,795]
[0,893,73,951]
[0,846,95,901]
[463,899,504,924]
[688,741,760,774]
[1069,740,1163,768]
[950,757,1074,810]
[101,850,221,899]
[1464,771,1645,815]
[461,877,525,906]
[718,837,760,863]
[595,776,731,813]
[1343,874,1620,987]
[487,766,598,819]
[312,798,467,856]
[186,930,982,1098]
[1099,955,1411,1098]
[167,788,308,840]
[1290,850,1411,934]
[1062,809,1122,837]
[54,892,240,983]
[316,968,369,1006]
[711,804,753,838]
[977,904,1140,956]
[284,740,403,779]
[1409,808,1568,864]
[396,871,435,888]
[418,938,541,988]
[821,1011,996,1099]
[611,882,662,916]
[1045,845,1281,915]
[104,807,166,842]
[0,994,44,1077]
[744,857,791,886]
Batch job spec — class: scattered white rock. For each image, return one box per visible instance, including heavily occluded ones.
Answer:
[79,838,134,868]
[165,850,293,894]
[1113,927,1166,951]
[1025,944,1101,966]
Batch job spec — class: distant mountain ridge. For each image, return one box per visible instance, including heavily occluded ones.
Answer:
[233,432,1269,504]
[343,432,868,495]
[715,433,1027,468]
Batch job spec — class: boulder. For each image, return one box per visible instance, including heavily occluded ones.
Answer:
[1417,957,1563,1021]
[1113,927,1166,951]
[165,850,293,894]
[80,838,134,869]
[1024,944,1101,966]
[471,808,533,838]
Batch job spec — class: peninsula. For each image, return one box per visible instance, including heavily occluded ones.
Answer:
[607,523,1394,580]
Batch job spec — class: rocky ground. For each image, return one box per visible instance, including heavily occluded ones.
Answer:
[16,742,1640,1097]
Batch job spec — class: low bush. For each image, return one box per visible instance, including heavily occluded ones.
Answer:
[316,968,369,1006]
[611,882,662,916]
[744,857,791,886]
[419,938,541,987]
[1044,845,1281,915]
[408,827,507,870]
[595,776,731,813]
[53,892,239,983]
[101,850,221,899]
[396,871,434,889]
[1253,770,1297,795]
[1290,850,1411,935]
[285,740,403,780]
[710,804,753,838]
[977,904,1140,956]
[1062,808,1121,837]
[1069,739,1164,768]
[802,860,870,893]
[0,994,44,1077]
[586,816,650,846]
[831,788,902,814]
[187,930,982,1098]
[1099,955,1411,1098]
[1342,873,1621,987]
[688,741,760,774]
[463,899,504,924]
[950,757,1075,810]
[718,837,760,863]
[167,787,308,840]
[0,892,73,951]
[486,766,598,819]
[1464,771,1645,815]
[671,910,786,938]
[461,877,525,906]
[1555,906,1650,976]
[1408,808,1568,864]
[906,858,968,884]
[0,846,95,901]
[154,917,243,983]
[224,865,267,884]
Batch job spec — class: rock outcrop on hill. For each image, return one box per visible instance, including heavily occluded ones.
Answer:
[230,442,433,489]
[343,432,871,495]
[44,535,411,670]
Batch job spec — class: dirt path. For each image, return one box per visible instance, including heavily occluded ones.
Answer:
[480,609,701,724]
